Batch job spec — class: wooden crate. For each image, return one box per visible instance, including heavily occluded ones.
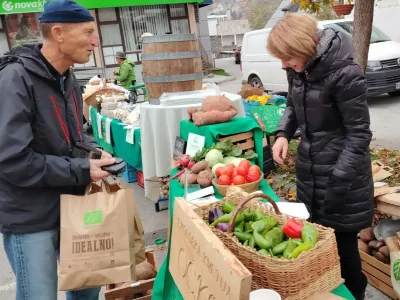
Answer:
[218,131,255,151]
[359,250,397,299]
[104,249,157,300]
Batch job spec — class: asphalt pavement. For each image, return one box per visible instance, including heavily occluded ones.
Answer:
[0,58,398,299]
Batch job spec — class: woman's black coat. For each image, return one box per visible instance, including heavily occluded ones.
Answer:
[276,29,374,232]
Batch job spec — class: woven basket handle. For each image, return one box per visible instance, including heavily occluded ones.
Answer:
[227,192,281,234]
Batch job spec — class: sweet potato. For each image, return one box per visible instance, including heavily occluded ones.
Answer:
[197,169,213,188]
[191,96,238,126]
[374,252,390,264]
[369,239,385,250]
[360,227,375,243]
[179,172,198,187]
[358,239,370,255]
[135,261,157,281]
[379,246,390,258]
[191,161,209,174]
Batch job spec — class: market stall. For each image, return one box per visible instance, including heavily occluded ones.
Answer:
[151,111,356,299]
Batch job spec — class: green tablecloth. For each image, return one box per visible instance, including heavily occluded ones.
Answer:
[180,117,264,168]
[152,169,355,300]
[90,106,114,154]
[111,122,142,171]
[90,107,143,171]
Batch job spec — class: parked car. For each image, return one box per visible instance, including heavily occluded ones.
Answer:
[241,19,400,97]
[234,46,241,64]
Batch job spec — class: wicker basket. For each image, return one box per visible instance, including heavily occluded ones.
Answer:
[83,85,125,107]
[193,188,343,300]
[212,172,263,196]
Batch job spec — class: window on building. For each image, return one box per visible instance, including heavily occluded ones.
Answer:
[119,4,189,54]
[4,13,42,48]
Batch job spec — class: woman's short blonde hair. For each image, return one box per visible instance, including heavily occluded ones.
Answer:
[267,13,318,61]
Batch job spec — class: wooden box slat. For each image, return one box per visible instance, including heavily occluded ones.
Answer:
[359,250,397,299]
[104,249,157,300]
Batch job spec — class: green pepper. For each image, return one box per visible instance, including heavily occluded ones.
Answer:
[253,209,265,221]
[243,240,249,247]
[263,227,284,249]
[245,221,254,232]
[243,208,254,221]
[235,221,245,232]
[288,242,314,259]
[251,219,267,233]
[301,224,318,246]
[211,211,244,227]
[283,238,297,259]
[272,241,289,255]
[253,230,271,249]
[293,240,303,246]
[222,202,237,214]
[261,216,278,235]
[249,236,255,248]
[258,249,270,256]
[234,232,252,243]
[269,249,274,256]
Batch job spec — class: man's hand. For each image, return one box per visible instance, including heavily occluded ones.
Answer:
[272,137,289,165]
[90,158,116,182]
[100,150,112,160]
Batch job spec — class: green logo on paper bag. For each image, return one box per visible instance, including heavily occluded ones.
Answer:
[84,210,103,226]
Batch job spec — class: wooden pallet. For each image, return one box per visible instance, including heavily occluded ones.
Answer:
[218,131,255,151]
[104,249,157,300]
[359,250,397,299]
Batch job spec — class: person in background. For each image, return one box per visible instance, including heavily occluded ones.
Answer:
[268,13,373,300]
[0,0,115,299]
[113,51,136,89]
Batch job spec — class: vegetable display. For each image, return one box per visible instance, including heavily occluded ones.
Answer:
[358,226,390,264]
[215,160,262,186]
[209,202,319,259]
[172,155,213,188]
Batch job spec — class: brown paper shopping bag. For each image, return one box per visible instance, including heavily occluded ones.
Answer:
[59,180,137,291]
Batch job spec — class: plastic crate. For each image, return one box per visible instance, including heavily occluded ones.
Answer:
[155,197,169,212]
[137,170,144,188]
[122,164,137,183]
[242,99,260,117]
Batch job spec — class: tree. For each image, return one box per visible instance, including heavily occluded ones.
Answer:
[247,0,281,30]
[291,0,375,72]
[352,0,374,71]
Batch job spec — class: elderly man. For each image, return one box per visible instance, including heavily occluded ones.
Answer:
[114,51,136,89]
[0,0,115,299]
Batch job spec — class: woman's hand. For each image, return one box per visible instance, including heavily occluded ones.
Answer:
[272,137,289,165]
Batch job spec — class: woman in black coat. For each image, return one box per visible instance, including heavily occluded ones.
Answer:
[268,13,373,300]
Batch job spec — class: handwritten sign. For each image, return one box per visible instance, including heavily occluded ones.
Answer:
[170,197,252,300]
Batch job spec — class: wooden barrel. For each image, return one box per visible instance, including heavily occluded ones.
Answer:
[142,33,202,102]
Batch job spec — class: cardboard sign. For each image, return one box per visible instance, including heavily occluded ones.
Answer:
[186,133,205,157]
[170,197,252,300]
[173,136,187,159]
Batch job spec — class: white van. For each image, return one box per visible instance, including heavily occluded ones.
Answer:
[241,19,400,97]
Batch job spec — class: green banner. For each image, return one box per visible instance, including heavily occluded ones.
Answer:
[0,0,202,14]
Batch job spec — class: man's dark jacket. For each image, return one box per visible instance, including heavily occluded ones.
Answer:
[276,29,374,232]
[0,44,95,234]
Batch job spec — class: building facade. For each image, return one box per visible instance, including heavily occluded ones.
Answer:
[0,0,208,74]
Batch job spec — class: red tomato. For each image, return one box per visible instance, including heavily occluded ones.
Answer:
[237,165,248,177]
[246,170,260,183]
[231,167,238,178]
[221,166,233,177]
[218,175,231,185]
[232,175,246,185]
[239,160,252,171]
[226,164,235,171]
[249,165,261,175]
[215,167,223,178]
